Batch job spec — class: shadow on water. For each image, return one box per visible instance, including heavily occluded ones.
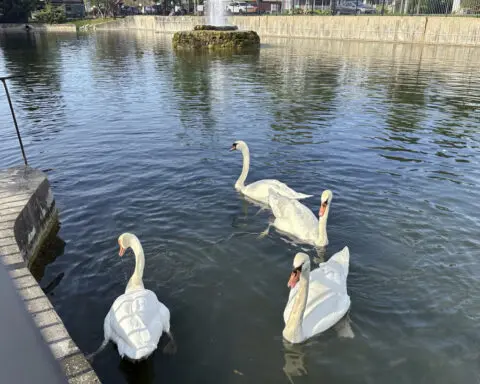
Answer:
[118,354,155,384]
[30,221,66,296]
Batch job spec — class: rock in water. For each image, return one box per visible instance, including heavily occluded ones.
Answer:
[172,30,260,50]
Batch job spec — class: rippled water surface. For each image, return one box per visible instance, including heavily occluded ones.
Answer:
[1,31,480,384]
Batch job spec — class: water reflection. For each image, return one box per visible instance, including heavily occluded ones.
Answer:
[30,221,66,294]
[1,31,480,384]
[256,41,341,145]
[282,314,354,383]
[119,355,155,384]
[171,50,260,134]
[283,340,308,381]
[0,33,67,144]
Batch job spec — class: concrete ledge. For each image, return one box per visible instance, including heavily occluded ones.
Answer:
[0,23,77,32]
[0,166,100,383]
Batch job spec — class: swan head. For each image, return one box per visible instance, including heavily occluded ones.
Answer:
[230,140,247,152]
[287,253,310,289]
[319,189,333,218]
[118,232,140,256]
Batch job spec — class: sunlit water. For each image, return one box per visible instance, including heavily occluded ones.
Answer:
[1,31,480,384]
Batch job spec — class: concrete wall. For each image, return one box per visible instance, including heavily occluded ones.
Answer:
[95,15,480,46]
[0,23,77,32]
[0,166,99,384]
[95,15,205,32]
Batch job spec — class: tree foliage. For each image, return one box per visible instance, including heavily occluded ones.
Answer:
[460,0,480,10]
[33,3,66,23]
[0,0,38,22]
[89,0,120,17]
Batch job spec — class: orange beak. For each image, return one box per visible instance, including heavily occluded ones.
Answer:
[118,239,126,256]
[319,202,327,217]
[287,270,300,288]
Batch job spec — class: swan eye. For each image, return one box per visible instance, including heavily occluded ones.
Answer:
[293,264,303,273]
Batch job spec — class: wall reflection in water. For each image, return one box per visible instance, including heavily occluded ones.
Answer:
[30,221,66,296]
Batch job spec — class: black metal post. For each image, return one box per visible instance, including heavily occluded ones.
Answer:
[381,0,385,14]
[331,0,336,15]
[1,76,28,166]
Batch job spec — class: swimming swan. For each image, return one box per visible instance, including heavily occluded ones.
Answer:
[283,248,351,344]
[88,233,175,361]
[230,140,312,207]
[262,189,333,247]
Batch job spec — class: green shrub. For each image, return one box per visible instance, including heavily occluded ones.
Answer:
[33,4,66,24]
[313,9,332,14]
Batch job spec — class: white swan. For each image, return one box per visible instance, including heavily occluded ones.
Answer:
[263,189,333,247]
[88,233,175,361]
[283,247,351,344]
[230,140,312,206]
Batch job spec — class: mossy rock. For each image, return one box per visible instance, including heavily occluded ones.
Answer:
[193,25,238,31]
[172,30,260,51]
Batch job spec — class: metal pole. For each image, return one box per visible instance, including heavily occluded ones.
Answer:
[1,76,28,166]
[381,0,385,14]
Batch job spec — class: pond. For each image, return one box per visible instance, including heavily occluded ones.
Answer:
[1,31,480,384]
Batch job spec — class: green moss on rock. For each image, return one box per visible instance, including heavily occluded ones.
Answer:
[193,25,238,31]
[172,30,260,51]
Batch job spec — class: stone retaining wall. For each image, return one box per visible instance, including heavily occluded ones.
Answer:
[94,15,480,46]
[0,166,99,384]
[0,23,77,32]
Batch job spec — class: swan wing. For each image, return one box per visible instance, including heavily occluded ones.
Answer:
[244,179,312,204]
[301,285,351,339]
[269,190,318,237]
[261,179,313,200]
[283,247,351,335]
[106,289,169,360]
[302,247,351,337]
[312,246,350,290]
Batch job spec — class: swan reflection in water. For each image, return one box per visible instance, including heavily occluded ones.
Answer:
[313,246,327,264]
[283,340,308,382]
[282,313,355,383]
[119,353,155,384]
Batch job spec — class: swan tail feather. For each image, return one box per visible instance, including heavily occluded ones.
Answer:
[291,192,313,200]
[331,246,350,267]
[163,331,177,355]
[86,338,109,363]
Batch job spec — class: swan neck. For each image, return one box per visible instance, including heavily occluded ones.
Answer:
[316,206,329,247]
[283,268,309,343]
[235,145,250,190]
[126,239,145,291]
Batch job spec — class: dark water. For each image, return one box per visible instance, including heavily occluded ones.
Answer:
[1,31,480,384]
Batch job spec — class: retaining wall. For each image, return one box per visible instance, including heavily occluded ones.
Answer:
[0,166,99,384]
[0,23,77,32]
[94,15,480,46]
